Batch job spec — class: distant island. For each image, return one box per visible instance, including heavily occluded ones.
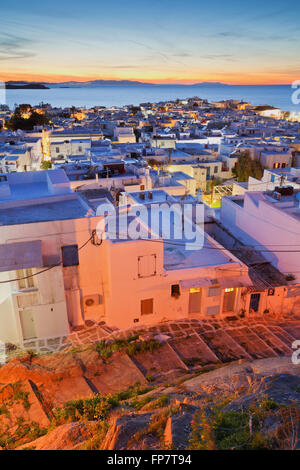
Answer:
[46,80,229,88]
[191,81,229,86]
[47,79,156,87]
[5,82,49,90]
[4,79,230,89]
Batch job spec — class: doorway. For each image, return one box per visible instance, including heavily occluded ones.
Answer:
[19,309,37,340]
[188,288,202,314]
[250,293,261,312]
[222,288,237,313]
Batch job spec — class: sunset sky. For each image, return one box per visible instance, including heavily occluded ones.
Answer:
[1,0,300,84]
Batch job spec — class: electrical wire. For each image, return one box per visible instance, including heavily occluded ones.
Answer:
[0,232,95,285]
[98,230,300,253]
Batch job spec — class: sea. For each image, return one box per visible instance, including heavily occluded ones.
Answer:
[3,84,300,114]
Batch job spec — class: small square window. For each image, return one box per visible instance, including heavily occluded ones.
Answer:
[208,286,221,297]
[16,269,35,290]
[141,298,153,315]
[61,245,79,267]
[171,284,180,297]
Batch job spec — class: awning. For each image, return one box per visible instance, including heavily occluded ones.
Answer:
[179,277,214,290]
[286,286,300,298]
[0,240,43,272]
[217,275,253,288]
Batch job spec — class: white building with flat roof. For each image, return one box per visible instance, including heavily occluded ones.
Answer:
[0,169,254,347]
[221,189,300,283]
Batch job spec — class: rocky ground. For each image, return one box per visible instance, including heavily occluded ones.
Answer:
[0,317,300,450]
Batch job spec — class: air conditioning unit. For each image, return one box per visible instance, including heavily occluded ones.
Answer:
[83,294,102,308]
[272,191,281,201]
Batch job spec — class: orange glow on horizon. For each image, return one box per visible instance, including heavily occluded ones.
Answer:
[0,71,293,86]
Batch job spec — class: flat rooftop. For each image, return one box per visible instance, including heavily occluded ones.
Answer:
[128,189,175,204]
[0,196,90,225]
[163,236,232,270]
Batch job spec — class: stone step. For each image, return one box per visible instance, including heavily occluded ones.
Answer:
[224,326,278,359]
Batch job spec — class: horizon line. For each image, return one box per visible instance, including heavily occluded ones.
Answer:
[1,77,292,86]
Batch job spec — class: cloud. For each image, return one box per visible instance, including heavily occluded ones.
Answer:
[172,52,192,58]
[0,32,35,61]
[200,53,237,62]
[127,40,186,66]
[213,30,296,42]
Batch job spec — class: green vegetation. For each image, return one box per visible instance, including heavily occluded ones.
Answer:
[187,395,290,450]
[187,407,271,450]
[0,404,9,417]
[0,418,46,450]
[129,395,154,411]
[40,161,52,170]
[129,404,180,448]
[285,274,296,281]
[7,104,50,131]
[79,421,109,450]
[11,382,31,411]
[232,151,264,182]
[129,394,170,411]
[54,382,154,423]
[95,336,161,361]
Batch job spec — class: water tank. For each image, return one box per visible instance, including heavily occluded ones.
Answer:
[274,186,294,196]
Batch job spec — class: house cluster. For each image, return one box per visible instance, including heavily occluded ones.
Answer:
[0,97,300,348]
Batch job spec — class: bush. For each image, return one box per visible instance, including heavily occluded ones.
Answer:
[95,337,161,359]
[232,151,264,182]
[187,400,274,450]
[41,161,52,170]
[54,383,154,423]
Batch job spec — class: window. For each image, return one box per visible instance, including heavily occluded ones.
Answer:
[78,146,82,152]
[171,284,180,297]
[61,245,79,267]
[270,174,275,183]
[16,269,35,290]
[138,254,156,278]
[141,298,153,315]
[206,305,220,316]
[214,166,218,174]
[273,163,280,169]
[208,286,221,297]
[56,147,59,153]
[250,293,260,312]
[281,163,286,168]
